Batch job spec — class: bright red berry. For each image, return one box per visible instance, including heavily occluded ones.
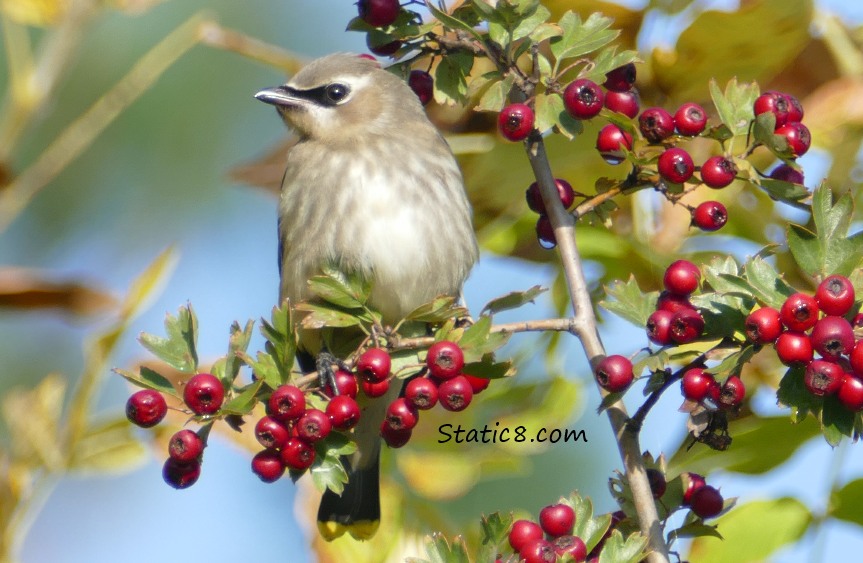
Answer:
[509,519,544,552]
[323,369,359,399]
[596,124,633,164]
[296,409,331,442]
[700,156,737,188]
[674,102,707,136]
[357,348,391,382]
[604,89,639,118]
[838,375,863,411]
[810,316,854,358]
[126,389,167,428]
[785,93,804,122]
[385,398,419,431]
[426,340,465,380]
[267,385,306,423]
[255,416,290,450]
[408,70,434,106]
[658,147,695,184]
[681,368,715,402]
[682,472,707,505]
[183,373,224,416]
[563,79,605,119]
[326,395,361,430]
[780,293,819,332]
[638,107,675,143]
[463,374,491,394]
[361,378,390,398]
[646,468,667,498]
[251,449,285,483]
[498,103,535,141]
[526,179,576,214]
[520,539,557,563]
[656,291,695,313]
[712,375,745,409]
[775,332,814,365]
[438,375,473,411]
[552,535,587,561]
[367,37,401,56]
[380,422,412,448]
[670,308,704,344]
[603,63,636,92]
[690,485,724,518]
[776,121,811,156]
[815,275,855,316]
[804,360,844,396]
[280,438,316,470]
[594,354,634,392]
[405,377,438,410]
[162,458,201,489]
[539,503,575,537]
[745,307,783,344]
[646,309,674,346]
[168,429,204,464]
[358,0,400,27]
[754,91,791,127]
[769,163,805,184]
[663,259,701,296]
[692,201,728,231]
[535,215,556,248]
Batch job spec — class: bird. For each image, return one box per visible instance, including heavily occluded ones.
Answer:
[255,53,478,541]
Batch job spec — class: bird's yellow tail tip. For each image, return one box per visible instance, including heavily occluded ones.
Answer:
[317,519,380,542]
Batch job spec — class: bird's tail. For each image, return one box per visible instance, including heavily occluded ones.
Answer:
[316,452,381,541]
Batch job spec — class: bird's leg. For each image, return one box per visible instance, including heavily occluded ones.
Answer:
[316,349,348,395]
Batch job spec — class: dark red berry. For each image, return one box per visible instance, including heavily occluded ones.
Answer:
[526,179,575,214]
[690,485,724,518]
[639,107,674,143]
[385,398,419,431]
[603,63,636,92]
[520,539,557,563]
[646,309,674,346]
[463,374,490,394]
[183,373,224,416]
[810,316,854,358]
[539,503,575,537]
[670,308,704,344]
[405,377,438,410]
[162,458,201,489]
[838,375,863,411]
[552,535,586,561]
[674,102,707,136]
[267,385,306,423]
[663,259,701,296]
[380,421,412,448]
[804,360,844,396]
[776,121,811,157]
[769,163,805,184]
[509,519,544,552]
[851,340,863,377]
[323,369,359,399]
[681,368,715,402]
[255,416,290,450]
[656,291,695,313]
[854,313,863,329]
[785,93,804,122]
[754,91,790,127]
[604,89,639,118]
[682,472,707,505]
[535,215,557,248]
[596,124,633,164]
[280,438,316,470]
[498,103,535,141]
[251,449,285,483]
[367,38,401,56]
[408,70,434,106]
[357,348,391,382]
[358,0,400,27]
[780,293,819,332]
[712,375,745,409]
[815,275,855,316]
[168,429,204,464]
[326,395,361,430]
[126,389,167,428]
[775,332,814,365]
[658,147,695,184]
[692,200,727,231]
[361,378,390,398]
[700,156,737,188]
[745,307,783,344]
[646,468,667,498]
[438,375,473,411]
[594,354,634,392]
[296,409,331,442]
[563,79,605,119]
[426,340,465,380]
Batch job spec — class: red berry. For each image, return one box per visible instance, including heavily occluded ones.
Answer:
[358,0,400,27]
[255,416,290,450]
[776,121,811,157]
[168,429,204,464]
[670,308,704,344]
[745,307,783,344]
[323,369,359,399]
[357,348,391,382]
[520,539,557,563]
[604,89,639,118]
[267,385,306,423]
[162,458,201,489]
[810,316,854,358]
[552,535,587,561]
[682,472,707,505]
[535,215,557,248]
[367,38,401,56]
[405,377,439,410]
[785,93,804,122]
[594,354,634,392]
[638,107,674,143]
[126,389,167,428]
[656,291,695,313]
[498,103,535,141]
[426,340,465,380]
[804,360,844,396]
[380,421,412,448]
[603,63,636,92]
[539,503,575,537]
[408,70,434,106]
[663,259,701,296]
[509,519,544,552]
[692,200,728,231]
[280,438,316,470]
[646,468,667,498]
[361,378,390,398]
[690,485,724,518]
[526,179,575,214]
[646,309,674,346]
[838,375,863,411]
[463,374,491,394]
[775,332,814,365]
[563,79,605,119]
[596,124,633,164]
[700,156,737,188]
[438,375,474,411]
[658,147,695,184]
[815,275,855,316]
[251,449,285,483]
[769,163,805,184]
[851,340,863,376]
[385,398,419,431]
[713,375,745,409]
[296,408,331,442]
[681,368,715,402]
[754,91,791,127]
[326,395,361,430]
[674,102,707,136]
[854,313,863,329]
[183,373,224,416]
[780,293,820,332]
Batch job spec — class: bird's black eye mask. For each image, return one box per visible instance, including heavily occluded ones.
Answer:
[286,83,351,107]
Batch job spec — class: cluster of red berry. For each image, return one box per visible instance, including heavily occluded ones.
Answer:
[524,178,575,248]
[506,503,587,563]
[648,260,707,347]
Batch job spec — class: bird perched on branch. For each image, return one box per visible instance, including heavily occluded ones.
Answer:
[255,53,478,541]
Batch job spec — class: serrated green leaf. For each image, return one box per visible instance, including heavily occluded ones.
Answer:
[704,346,755,380]
[600,276,656,327]
[475,76,508,113]
[308,276,365,309]
[668,521,723,543]
[238,351,282,390]
[221,380,263,415]
[569,494,609,552]
[534,92,561,134]
[703,255,739,292]
[787,224,820,277]
[481,285,546,315]
[487,20,508,48]
[296,303,363,329]
[114,366,177,397]
[405,296,467,323]
[758,177,810,202]
[310,451,349,494]
[471,0,503,24]
[434,50,473,105]
[423,533,469,563]
[463,357,513,379]
[742,257,795,308]
[425,1,482,40]
[530,22,561,44]
[224,319,254,385]
[512,4,550,40]
[138,304,198,373]
[68,417,147,473]
[320,431,358,458]
[709,78,758,136]
[598,530,649,563]
[821,394,854,445]
[260,302,295,381]
[580,48,639,85]
[550,12,619,64]
[478,512,513,563]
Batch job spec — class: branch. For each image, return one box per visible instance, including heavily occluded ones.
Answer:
[390,317,578,351]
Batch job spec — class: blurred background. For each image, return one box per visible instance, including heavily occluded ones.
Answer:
[1,0,863,561]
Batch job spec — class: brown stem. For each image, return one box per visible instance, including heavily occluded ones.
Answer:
[391,317,578,351]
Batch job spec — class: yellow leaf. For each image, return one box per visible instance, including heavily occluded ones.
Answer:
[0,0,67,26]
[398,451,481,500]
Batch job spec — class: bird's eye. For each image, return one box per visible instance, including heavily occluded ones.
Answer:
[325,84,350,103]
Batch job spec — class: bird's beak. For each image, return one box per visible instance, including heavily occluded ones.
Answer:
[254,86,300,107]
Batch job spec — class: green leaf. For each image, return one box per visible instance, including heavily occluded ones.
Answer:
[224,319,254,385]
[422,533,469,563]
[569,493,611,553]
[138,304,198,373]
[550,12,619,63]
[463,357,513,379]
[686,498,811,563]
[709,78,758,136]
[759,177,810,202]
[425,1,482,40]
[434,50,473,105]
[296,303,363,329]
[704,346,755,381]
[260,302,296,382]
[471,0,504,24]
[742,257,795,308]
[308,276,365,309]
[580,48,639,85]
[831,478,863,526]
[598,530,649,563]
[221,380,263,415]
[530,22,561,44]
[668,521,723,543]
[309,449,349,494]
[703,255,740,292]
[68,417,147,473]
[481,285,546,315]
[600,276,656,327]
[786,224,820,277]
[477,512,513,563]
[475,75,513,113]
[512,4,550,40]
[405,296,467,323]
[114,366,177,397]
[238,351,282,390]
[821,395,854,446]
[118,246,179,323]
